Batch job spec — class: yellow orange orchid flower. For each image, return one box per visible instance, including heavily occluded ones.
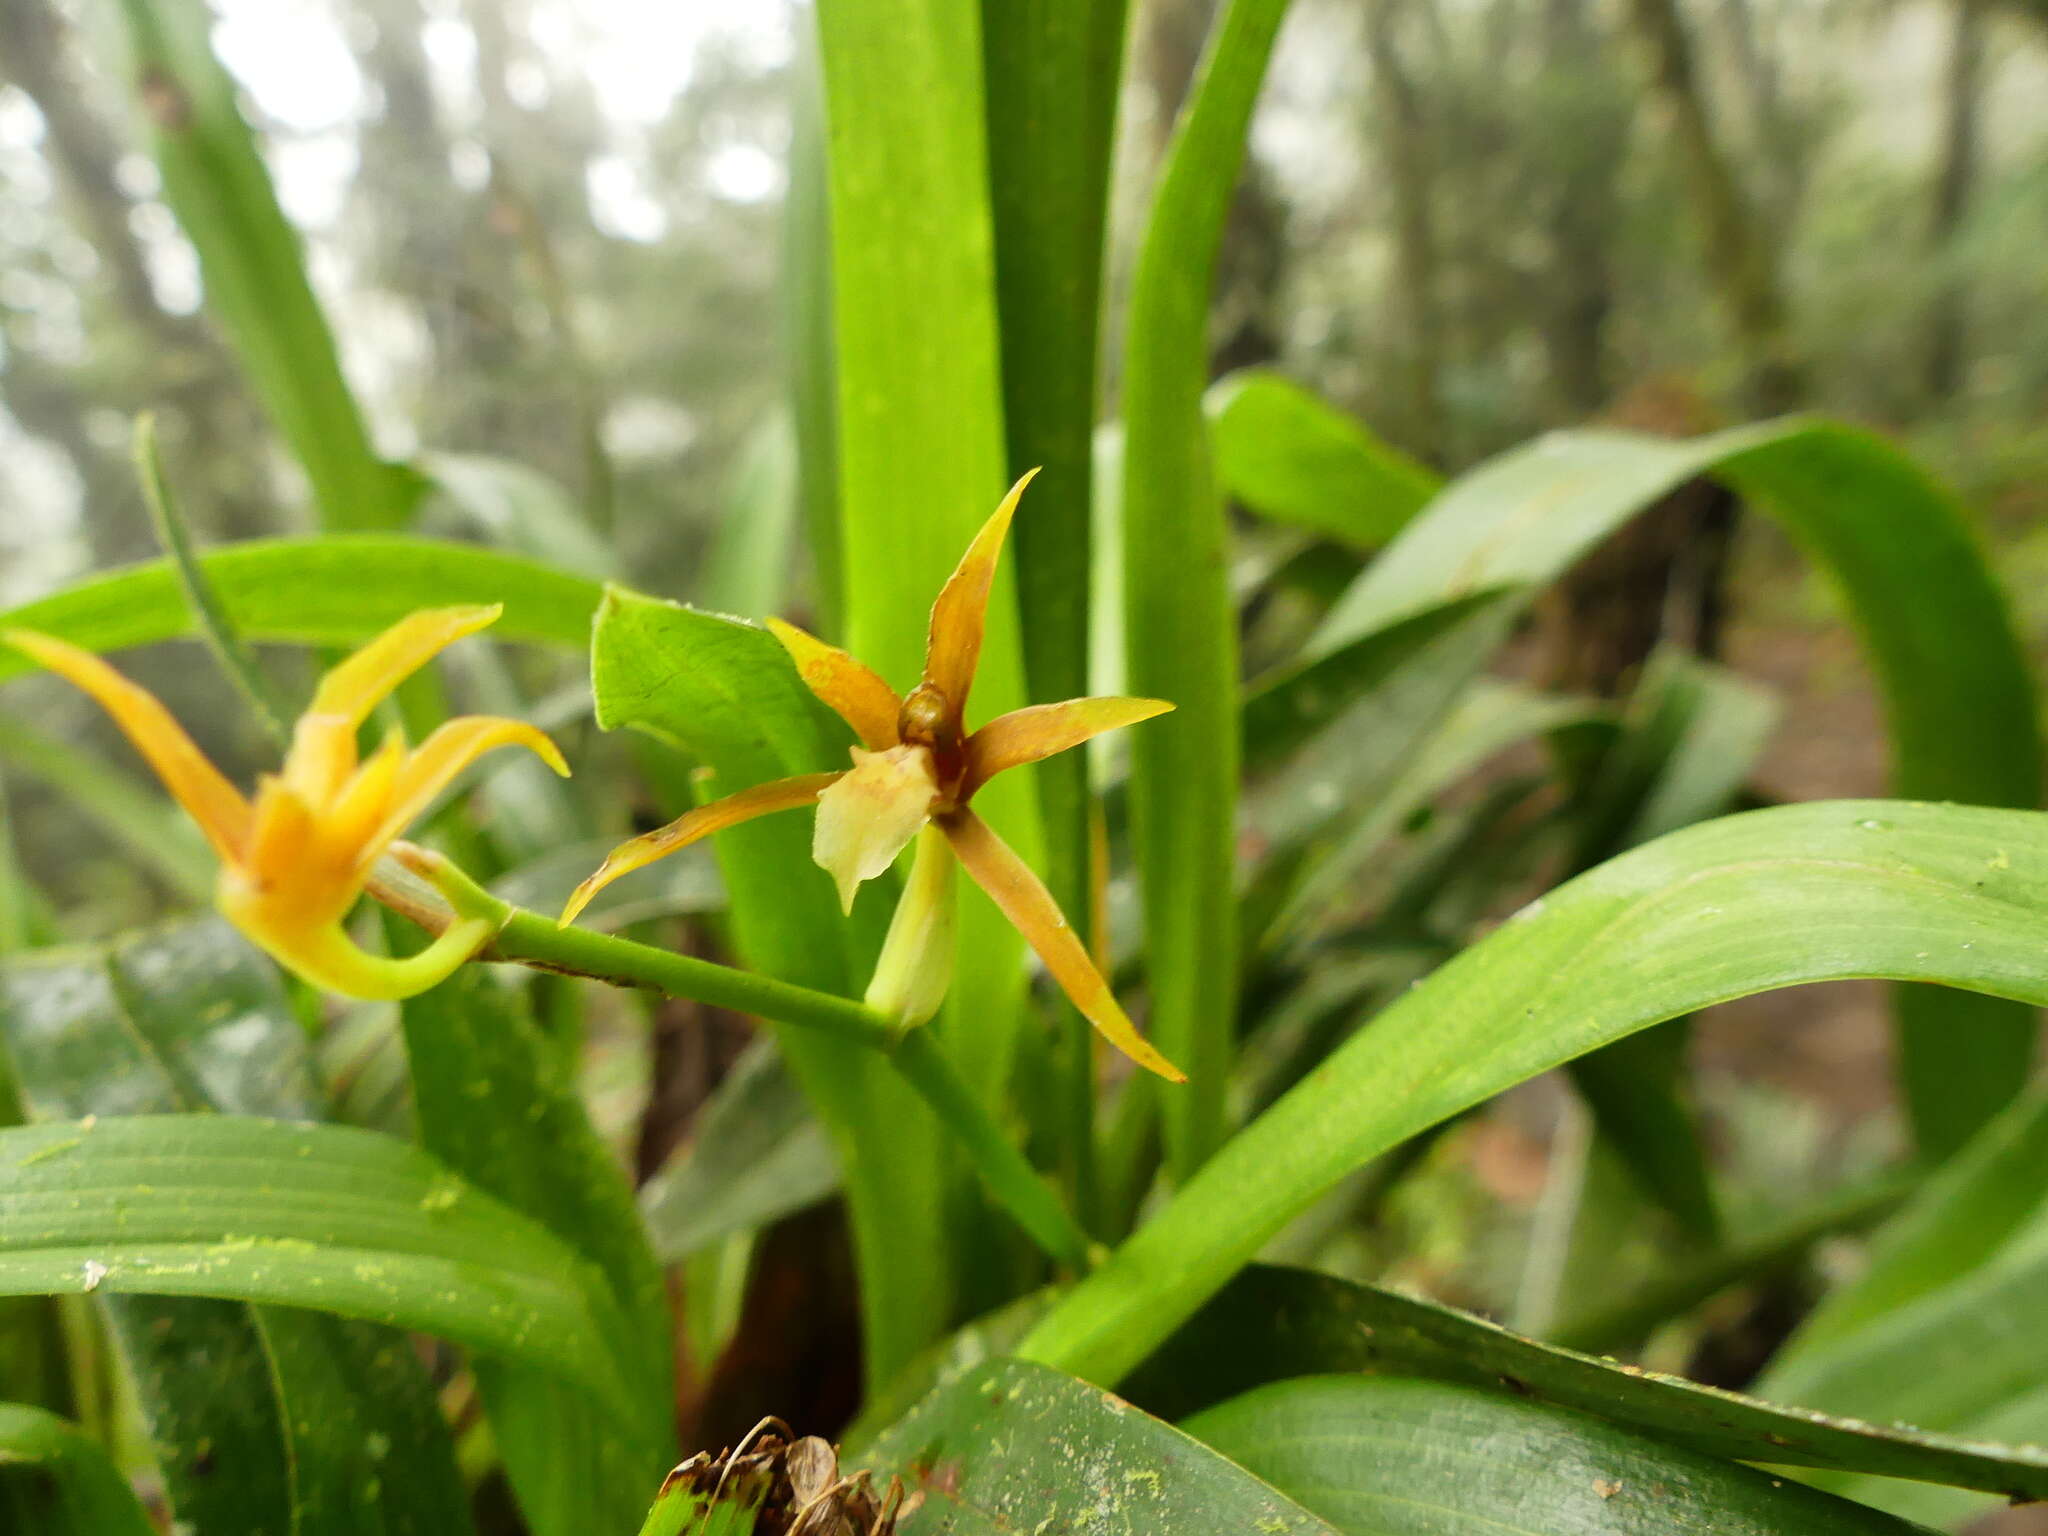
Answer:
[3,606,567,1000]
[564,470,1185,1081]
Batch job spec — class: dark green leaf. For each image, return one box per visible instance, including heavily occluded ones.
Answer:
[0,1402,154,1536]
[858,1358,1338,1533]
[1770,1086,2048,1366]
[1755,1090,2048,1526]
[1185,1376,1936,1534]
[0,917,473,1535]
[981,0,1131,1217]
[0,1114,635,1414]
[1125,1264,2048,1499]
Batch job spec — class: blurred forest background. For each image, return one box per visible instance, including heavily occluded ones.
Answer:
[4,0,2048,1366]
[9,0,2048,595]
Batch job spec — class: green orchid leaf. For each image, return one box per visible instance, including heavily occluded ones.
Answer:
[1184,1376,1938,1535]
[1125,1264,2048,1500]
[1305,420,2039,1155]
[1756,1089,2048,1526]
[1118,0,1295,1176]
[857,1358,1338,1533]
[0,538,603,684]
[1207,369,1440,547]
[0,1113,636,1416]
[0,1402,155,1536]
[0,916,473,1535]
[1020,799,2048,1384]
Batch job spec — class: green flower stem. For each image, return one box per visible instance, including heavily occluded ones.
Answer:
[380,850,1094,1271]
[491,905,900,1049]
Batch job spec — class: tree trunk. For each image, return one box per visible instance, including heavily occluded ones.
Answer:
[0,0,266,545]
[1538,0,1629,419]
[1622,0,1804,416]
[1365,0,1444,463]
[1925,0,1988,400]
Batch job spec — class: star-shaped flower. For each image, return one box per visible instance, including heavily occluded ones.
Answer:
[4,606,567,999]
[563,472,1183,1080]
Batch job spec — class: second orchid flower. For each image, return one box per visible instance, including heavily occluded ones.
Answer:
[563,471,1185,1082]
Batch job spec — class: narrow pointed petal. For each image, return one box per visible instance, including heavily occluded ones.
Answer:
[766,617,902,750]
[812,745,939,913]
[310,605,502,727]
[923,468,1038,720]
[3,629,250,859]
[562,771,845,925]
[962,696,1176,798]
[357,716,570,875]
[942,807,1185,1082]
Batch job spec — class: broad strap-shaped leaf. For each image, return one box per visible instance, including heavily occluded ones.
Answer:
[814,0,1045,1158]
[980,0,1131,1181]
[1753,1090,2048,1524]
[1768,1086,2048,1368]
[1207,368,1440,546]
[0,537,602,683]
[1122,1264,2048,1500]
[0,1402,155,1536]
[857,1358,1338,1533]
[0,1114,635,1415]
[1184,1376,1938,1535]
[1118,0,1295,1177]
[0,916,474,1535]
[1306,418,2040,1155]
[1020,800,2048,1384]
